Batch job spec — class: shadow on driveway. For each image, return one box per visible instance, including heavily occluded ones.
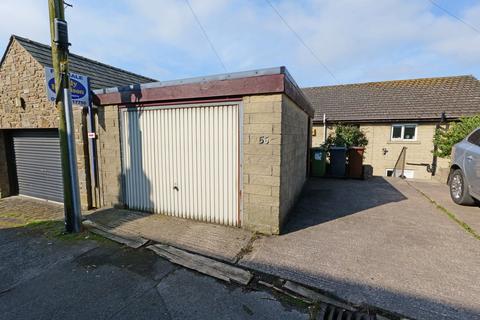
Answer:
[241,177,480,320]
[284,177,407,233]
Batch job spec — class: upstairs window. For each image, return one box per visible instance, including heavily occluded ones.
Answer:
[391,124,417,141]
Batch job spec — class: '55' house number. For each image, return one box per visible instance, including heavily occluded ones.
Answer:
[259,136,270,144]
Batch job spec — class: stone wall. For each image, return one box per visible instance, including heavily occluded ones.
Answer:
[0,39,91,208]
[279,96,309,225]
[311,122,451,180]
[0,40,58,129]
[95,105,122,207]
[0,132,9,198]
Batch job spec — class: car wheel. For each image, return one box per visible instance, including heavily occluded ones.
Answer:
[449,169,475,205]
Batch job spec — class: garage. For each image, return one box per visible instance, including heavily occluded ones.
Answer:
[120,103,240,226]
[9,130,64,203]
[94,67,314,234]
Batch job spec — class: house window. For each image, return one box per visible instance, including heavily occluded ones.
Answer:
[391,124,417,141]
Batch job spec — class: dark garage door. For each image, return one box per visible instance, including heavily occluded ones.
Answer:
[11,130,64,202]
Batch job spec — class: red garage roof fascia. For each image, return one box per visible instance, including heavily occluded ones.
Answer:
[92,67,314,117]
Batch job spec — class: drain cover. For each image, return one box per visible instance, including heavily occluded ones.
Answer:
[322,304,376,320]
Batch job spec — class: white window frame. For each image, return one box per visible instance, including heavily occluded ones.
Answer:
[390,124,417,141]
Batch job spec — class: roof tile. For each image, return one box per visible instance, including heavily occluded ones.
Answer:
[303,76,480,122]
[12,35,156,90]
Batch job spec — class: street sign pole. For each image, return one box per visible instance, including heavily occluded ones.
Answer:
[64,88,82,226]
[48,0,82,232]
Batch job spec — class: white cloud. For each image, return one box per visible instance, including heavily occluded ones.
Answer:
[1,0,479,86]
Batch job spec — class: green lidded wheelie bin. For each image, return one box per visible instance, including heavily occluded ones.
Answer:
[310,147,326,177]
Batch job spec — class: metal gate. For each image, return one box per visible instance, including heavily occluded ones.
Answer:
[11,130,64,202]
[120,103,241,226]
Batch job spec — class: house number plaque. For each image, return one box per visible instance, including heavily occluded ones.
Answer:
[259,136,270,144]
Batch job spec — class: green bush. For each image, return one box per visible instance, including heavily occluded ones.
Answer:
[433,114,480,158]
[325,124,368,148]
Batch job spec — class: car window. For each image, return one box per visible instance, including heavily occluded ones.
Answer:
[467,129,480,146]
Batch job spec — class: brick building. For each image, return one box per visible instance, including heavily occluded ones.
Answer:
[304,76,480,181]
[93,68,313,234]
[1,35,312,234]
[0,35,155,207]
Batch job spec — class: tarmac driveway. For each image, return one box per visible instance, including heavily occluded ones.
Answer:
[240,177,480,320]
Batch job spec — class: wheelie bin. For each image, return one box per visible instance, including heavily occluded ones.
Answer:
[310,147,326,177]
[347,147,365,178]
[329,146,347,177]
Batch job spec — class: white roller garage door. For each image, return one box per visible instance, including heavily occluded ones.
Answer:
[120,103,241,226]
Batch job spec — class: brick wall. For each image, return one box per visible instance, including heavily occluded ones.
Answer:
[279,96,309,224]
[0,39,90,208]
[311,122,451,180]
[242,94,309,234]
[95,105,122,207]
[95,94,310,234]
[242,94,283,234]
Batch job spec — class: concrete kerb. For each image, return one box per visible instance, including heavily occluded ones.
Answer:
[81,217,405,320]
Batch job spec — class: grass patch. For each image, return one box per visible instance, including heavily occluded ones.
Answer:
[22,220,111,243]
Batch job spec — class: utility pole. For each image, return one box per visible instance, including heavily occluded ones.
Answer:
[48,0,82,232]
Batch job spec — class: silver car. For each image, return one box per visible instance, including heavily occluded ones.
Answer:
[449,127,480,205]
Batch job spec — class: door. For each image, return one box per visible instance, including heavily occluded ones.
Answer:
[11,130,64,202]
[120,103,241,226]
[465,128,480,196]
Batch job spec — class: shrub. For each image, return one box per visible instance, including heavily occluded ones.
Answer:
[433,114,480,158]
[325,124,368,148]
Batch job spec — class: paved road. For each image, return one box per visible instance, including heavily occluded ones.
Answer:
[0,222,308,320]
[241,177,480,320]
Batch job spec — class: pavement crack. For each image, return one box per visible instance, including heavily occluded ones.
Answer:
[0,287,14,297]
[233,232,261,264]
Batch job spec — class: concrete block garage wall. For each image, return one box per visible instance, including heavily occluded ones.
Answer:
[93,68,313,235]
[95,105,122,208]
[242,94,283,234]
[279,96,309,225]
[242,94,309,234]
[96,93,310,235]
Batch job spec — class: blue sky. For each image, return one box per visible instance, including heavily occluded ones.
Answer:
[1,0,480,87]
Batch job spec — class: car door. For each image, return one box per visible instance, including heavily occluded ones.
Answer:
[465,128,480,197]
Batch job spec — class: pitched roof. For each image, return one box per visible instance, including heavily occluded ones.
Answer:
[303,75,480,123]
[8,35,156,90]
